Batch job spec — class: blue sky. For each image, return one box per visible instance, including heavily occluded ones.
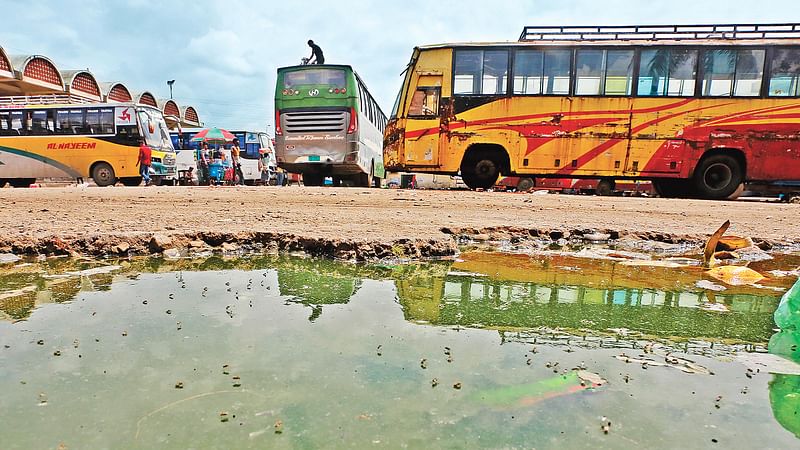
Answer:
[1,0,796,132]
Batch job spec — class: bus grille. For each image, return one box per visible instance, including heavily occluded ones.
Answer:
[283,110,346,133]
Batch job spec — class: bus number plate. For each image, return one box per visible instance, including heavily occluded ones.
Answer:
[309,155,320,162]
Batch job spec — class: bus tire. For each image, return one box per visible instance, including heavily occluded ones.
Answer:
[693,154,743,200]
[303,173,324,186]
[0,179,7,188]
[8,178,35,188]
[596,179,615,196]
[91,162,116,187]
[120,177,143,187]
[516,177,535,192]
[460,146,507,190]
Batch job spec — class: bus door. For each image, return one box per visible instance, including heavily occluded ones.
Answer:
[404,74,443,167]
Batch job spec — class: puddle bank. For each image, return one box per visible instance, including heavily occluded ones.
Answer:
[1,253,799,448]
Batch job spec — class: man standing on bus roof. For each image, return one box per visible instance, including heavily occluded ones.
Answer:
[307,40,325,65]
[137,138,152,186]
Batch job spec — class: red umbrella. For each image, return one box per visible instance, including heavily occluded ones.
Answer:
[190,127,236,144]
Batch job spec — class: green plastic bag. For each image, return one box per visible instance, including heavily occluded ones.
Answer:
[774,277,800,330]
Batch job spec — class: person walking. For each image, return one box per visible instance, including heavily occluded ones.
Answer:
[231,138,245,185]
[307,40,325,65]
[137,138,152,186]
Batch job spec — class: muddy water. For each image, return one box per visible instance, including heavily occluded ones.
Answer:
[1,253,799,449]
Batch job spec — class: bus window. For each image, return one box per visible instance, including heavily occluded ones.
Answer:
[702,49,765,97]
[513,50,544,94]
[543,50,571,95]
[69,109,86,134]
[573,50,634,96]
[637,49,698,97]
[768,48,800,96]
[409,87,440,117]
[86,109,100,134]
[733,49,765,96]
[31,110,50,135]
[100,108,114,134]
[454,50,508,95]
[0,111,18,135]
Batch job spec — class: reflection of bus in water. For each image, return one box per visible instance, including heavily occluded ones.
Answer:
[275,64,386,187]
[171,129,274,184]
[0,99,175,186]
[394,252,782,341]
[496,176,653,195]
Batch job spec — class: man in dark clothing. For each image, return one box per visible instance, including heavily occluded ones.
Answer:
[307,40,325,65]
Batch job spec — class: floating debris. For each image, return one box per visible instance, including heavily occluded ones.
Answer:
[274,419,283,434]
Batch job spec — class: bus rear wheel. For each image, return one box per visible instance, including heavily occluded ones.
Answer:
[120,177,143,187]
[8,178,35,188]
[92,162,116,187]
[516,177,535,192]
[693,154,743,200]
[596,179,615,196]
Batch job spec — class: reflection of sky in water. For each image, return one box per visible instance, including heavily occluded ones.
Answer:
[0,255,798,448]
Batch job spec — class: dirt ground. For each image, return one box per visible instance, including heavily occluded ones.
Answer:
[0,185,798,257]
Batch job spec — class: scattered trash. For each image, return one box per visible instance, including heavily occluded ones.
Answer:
[705,265,765,286]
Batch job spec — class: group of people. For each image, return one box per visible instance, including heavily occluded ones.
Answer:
[184,139,282,187]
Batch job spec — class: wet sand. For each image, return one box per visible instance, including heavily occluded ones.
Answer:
[0,186,798,258]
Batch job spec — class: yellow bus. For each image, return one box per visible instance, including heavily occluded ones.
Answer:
[384,24,800,199]
[0,99,175,187]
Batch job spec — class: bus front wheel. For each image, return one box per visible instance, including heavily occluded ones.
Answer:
[693,154,743,200]
[92,162,116,187]
[462,158,500,190]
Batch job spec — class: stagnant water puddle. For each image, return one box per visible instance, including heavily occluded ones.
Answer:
[1,251,800,449]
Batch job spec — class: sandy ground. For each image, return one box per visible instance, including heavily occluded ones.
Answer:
[0,185,798,256]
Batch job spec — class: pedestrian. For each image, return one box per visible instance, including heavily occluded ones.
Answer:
[231,138,245,185]
[137,138,152,186]
[307,40,325,65]
[197,142,210,185]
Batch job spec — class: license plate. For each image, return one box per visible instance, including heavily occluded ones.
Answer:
[309,155,320,162]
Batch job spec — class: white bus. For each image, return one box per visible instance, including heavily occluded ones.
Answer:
[171,129,274,185]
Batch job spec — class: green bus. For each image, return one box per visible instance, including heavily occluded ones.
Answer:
[274,64,386,187]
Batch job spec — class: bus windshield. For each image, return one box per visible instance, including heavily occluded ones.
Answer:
[137,108,174,150]
[284,69,345,88]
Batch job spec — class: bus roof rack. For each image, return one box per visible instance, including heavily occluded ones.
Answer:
[518,23,800,42]
[0,94,98,108]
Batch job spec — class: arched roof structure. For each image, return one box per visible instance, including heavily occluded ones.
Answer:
[0,46,12,78]
[61,70,102,101]
[181,106,200,126]
[100,82,133,103]
[10,55,64,91]
[135,91,157,107]
[157,98,181,128]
